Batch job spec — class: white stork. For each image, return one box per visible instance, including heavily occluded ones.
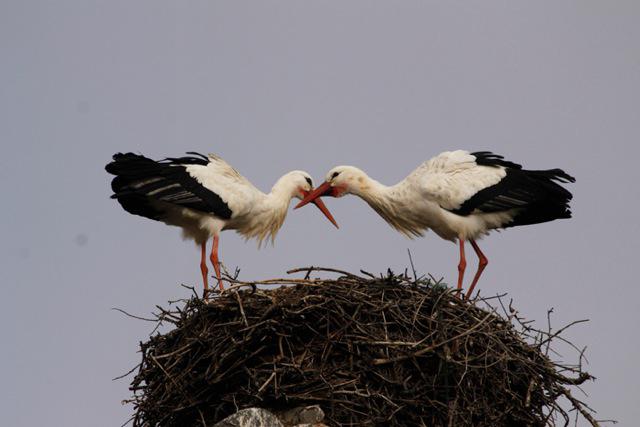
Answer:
[296,150,575,299]
[106,152,338,294]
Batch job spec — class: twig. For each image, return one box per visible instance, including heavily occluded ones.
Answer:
[407,249,418,282]
[111,307,156,322]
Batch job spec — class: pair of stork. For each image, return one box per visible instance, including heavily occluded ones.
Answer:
[106,150,574,298]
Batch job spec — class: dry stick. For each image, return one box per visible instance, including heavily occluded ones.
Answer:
[524,378,536,408]
[233,291,249,327]
[258,371,277,393]
[539,319,590,348]
[154,343,194,360]
[381,290,390,359]
[220,282,258,294]
[111,307,157,322]
[113,363,141,381]
[407,249,418,282]
[354,340,423,346]
[372,312,494,366]
[287,266,365,279]
[551,371,593,386]
[560,388,602,427]
[236,278,322,286]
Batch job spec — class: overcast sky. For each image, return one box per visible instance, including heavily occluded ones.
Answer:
[2,1,639,425]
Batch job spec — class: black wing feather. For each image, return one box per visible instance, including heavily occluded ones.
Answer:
[451,152,575,227]
[105,152,233,221]
[471,151,523,170]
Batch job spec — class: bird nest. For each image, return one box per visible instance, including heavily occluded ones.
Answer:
[124,267,602,427]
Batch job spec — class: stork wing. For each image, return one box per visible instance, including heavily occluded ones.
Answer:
[204,153,253,185]
[107,152,234,220]
[411,151,574,218]
[410,150,511,212]
[181,153,264,219]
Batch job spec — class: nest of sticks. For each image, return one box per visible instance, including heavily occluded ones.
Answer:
[125,267,602,427]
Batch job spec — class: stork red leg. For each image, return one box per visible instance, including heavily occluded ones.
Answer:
[457,239,467,298]
[465,239,489,299]
[210,235,224,291]
[200,242,209,295]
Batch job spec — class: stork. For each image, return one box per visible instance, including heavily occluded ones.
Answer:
[296,150,575,299]
[106,152,338,294]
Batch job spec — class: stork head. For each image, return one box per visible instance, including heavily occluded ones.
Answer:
[276,170,339,228]
[295,166,367,209]
[277,170,328,200]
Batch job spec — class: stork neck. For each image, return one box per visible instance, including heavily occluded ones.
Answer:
[355,176,422,237]
[235,186,292,247]
[264,187,294,212]
[355,176,394,206]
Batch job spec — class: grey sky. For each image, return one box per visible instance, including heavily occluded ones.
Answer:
[2,1,639,425]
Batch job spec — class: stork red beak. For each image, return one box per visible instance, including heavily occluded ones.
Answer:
[296,181,335,210]
[301,187,339,229]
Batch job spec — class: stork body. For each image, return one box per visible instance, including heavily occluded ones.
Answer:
[106,152,337,294]
[296,150,575,298]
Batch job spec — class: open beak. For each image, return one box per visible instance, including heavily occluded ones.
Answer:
[296,181,334,210]
[300,186,339,229]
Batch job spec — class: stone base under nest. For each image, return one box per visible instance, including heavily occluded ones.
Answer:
[126,268,599,426]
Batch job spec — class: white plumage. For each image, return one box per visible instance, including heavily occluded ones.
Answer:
[106,152,337,294]
[296,150,575,298]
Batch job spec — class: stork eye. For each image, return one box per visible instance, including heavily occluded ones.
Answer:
[331,171,340,179]
[304,177,312,186]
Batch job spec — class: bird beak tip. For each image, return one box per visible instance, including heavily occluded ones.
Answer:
[297,183,339,227]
